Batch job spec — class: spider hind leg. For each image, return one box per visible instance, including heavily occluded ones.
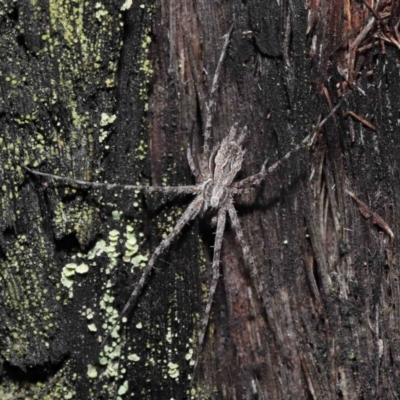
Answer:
[192,208,227,375]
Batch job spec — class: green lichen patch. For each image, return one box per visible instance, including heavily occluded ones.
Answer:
[167,362,180,379]
[127,353,141,362]
[123,224,139,261]
[112,210,123,221]
[135,322,143,329]
[0,230,65,369]
[87,364,98,379]
[117,380,129,395]
[76,263,89,274]
[66,222,147,384]
[61,262,89,297]
[185,347,194,362]
[53,199,100,248]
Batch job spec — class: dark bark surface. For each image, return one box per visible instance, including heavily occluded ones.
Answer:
[1,0,400,399]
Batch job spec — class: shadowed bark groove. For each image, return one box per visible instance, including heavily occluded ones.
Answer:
[1,0,400,399]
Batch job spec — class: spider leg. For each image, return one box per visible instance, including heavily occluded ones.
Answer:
[202,23,235,169]
[101,194,204,348]
[231,132,315,192]
[193,207,226,375]
[233,99,345,192]
[187,141,202,181]
[232,136,307,191]
[23,165,199,195]
[226,202,267,308]
[232,131,316,191]
[231,157,270,192]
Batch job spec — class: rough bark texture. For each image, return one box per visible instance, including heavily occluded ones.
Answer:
[1,0,400,399]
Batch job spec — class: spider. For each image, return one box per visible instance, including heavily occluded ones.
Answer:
[23,23,342,374]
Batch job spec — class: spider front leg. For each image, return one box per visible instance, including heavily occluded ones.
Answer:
[187,141,202,181]
[232,133,313,191]
[101,194,204,348]
[193,208,226,374]
[231,158,269,192]
[235,138,310,190]
[232,101,345,192]
[201,23,235,171]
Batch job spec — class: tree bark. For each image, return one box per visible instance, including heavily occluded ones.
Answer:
[1,0,399,399]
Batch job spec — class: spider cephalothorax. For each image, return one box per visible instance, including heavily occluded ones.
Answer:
[200,123,247,210]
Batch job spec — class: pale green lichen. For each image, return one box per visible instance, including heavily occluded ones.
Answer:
[166,327,173,344]
[184,348,193,362]
[87,364,98,379]
[86,308,94,320]
[88,239,107,260]
[77,223,148,389]
[135,139,148,161]
[99,113,117,143]
[112,210,122,220]
[100,112,117,126]
[120,0,132,11]
[117,380,129,395]
[61,262,89,297]
[167,362,180,379]
[123,225,139,261]
[0,359,78,398]
[76,263,89,274]
[99,356,108,365]
[131,254,147,267]
[128,353,140,362]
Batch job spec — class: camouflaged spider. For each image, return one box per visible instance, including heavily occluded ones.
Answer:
[24,23,340,371]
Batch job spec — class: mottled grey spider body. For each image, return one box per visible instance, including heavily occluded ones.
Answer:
[195,123,247,208]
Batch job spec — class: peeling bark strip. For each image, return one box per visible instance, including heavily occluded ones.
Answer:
[2,0,400,399]
[346,189,394,240]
